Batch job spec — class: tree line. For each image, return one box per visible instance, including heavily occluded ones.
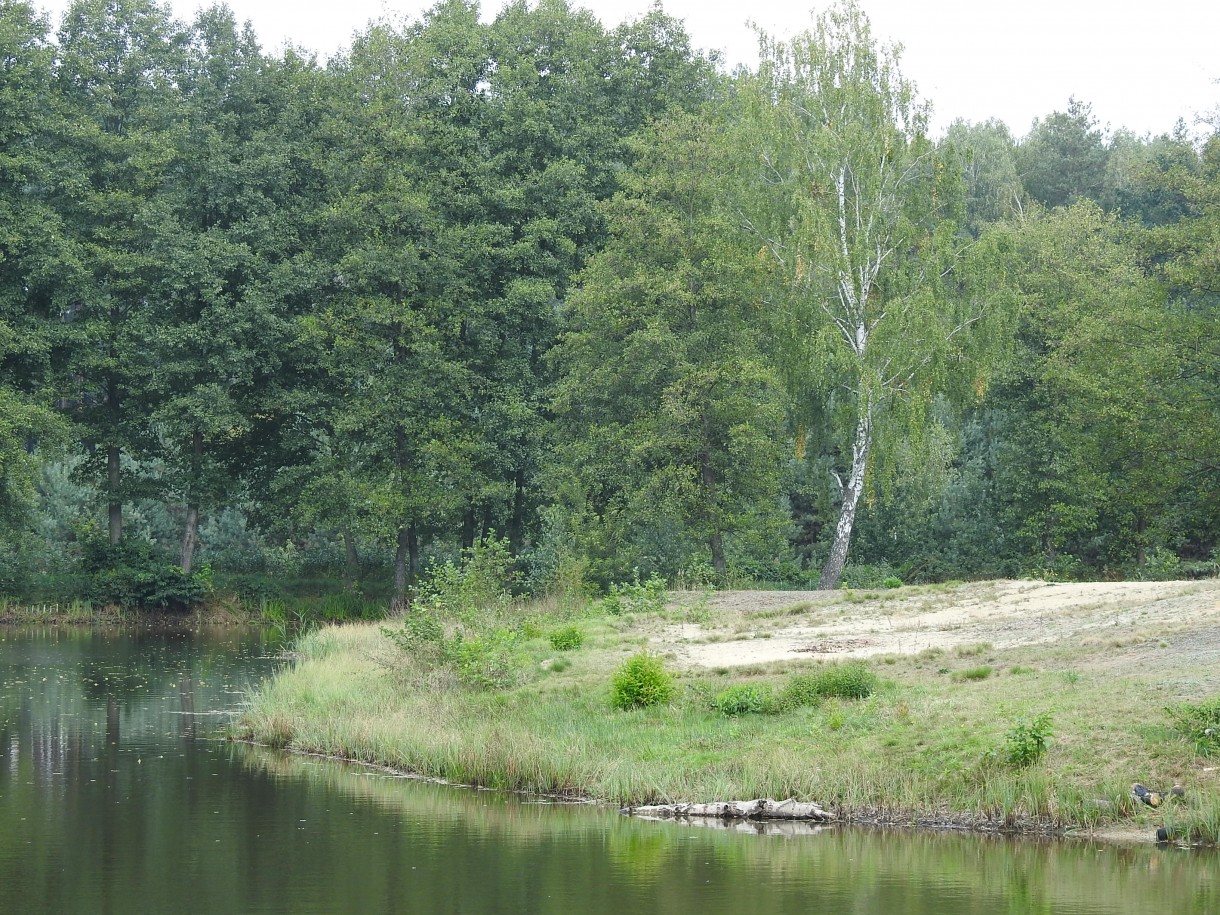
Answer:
[1,0,1216,608]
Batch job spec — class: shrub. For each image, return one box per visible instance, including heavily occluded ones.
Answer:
[610,653,675,710]
[82,536,209,610]
[599,570,667,616]
[882,576,904,589]
[1001,713,1054,767]
[811,661,879,699]
[712,683,775,722]
[712,684,775,716]
[383,608,520,690]
[416,536,516,622]
[1166,696,1220,757]
[548,626,584,651]
[955,665,993,682]
[779,661,879,709]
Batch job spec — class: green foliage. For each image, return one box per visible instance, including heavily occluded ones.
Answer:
[882,576,904,589]
[711,683,775,716]
[1165,697,1220,757]
[996,713,1054,768]
[598,571,668,616]
[955,666,993,682]
[1138,547,1182,581]
[383,607,521,691]
[81,536,209,611]
[416,537,516,621]
[610,653,675,710]
[547,626,584,651]
[780,662,879,709]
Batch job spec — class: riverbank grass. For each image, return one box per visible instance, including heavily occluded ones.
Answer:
[237,586,1220,843]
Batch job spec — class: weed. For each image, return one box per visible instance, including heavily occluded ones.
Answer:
[955,666,993,682]
[610,653,675,709]
[712,684,776,716]
[955,643,992,658]
[548,626,585,651]
[599,570,667,616]
[779,662,879,709]
[1165,696,1220,756]
[995,713,1054,768]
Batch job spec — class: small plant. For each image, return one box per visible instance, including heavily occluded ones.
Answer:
[599,570,668,616]
[1165,696,1220,757]
[882,576,903,589]
[1000,713,1054,767]
[548,625,585,651]
[712,684,775,716]
[812,661,879,699]
[610,653,675,709]
[955,665,993,682]
[546,657,571,673]
[779,662,879,709]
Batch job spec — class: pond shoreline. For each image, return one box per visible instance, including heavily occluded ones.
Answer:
[233,583,1220,849]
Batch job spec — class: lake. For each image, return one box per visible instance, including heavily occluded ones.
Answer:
[1,626,1214,913]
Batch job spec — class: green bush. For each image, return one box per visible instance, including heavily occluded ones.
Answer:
[811,661,879,699]
[882,576,904,589]
[1166,696,1220,757]
[955,665,993,682]
[82,536,209,610]
[779,662,879,709]
[599,570,667,616]
[1001,713,1054,767]
[383,608,520,690]
[548,626,584,651]
[610,653,675,710]
[712,684,775,716]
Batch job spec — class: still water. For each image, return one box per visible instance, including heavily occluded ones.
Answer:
[0,626,1215,914]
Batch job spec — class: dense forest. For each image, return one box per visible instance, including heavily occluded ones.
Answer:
[1,0,1217,611]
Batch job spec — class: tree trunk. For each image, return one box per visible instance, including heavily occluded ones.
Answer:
[461,506,476,551]
[819,403,873,590]
[392,526,411,612]
[508,469,526,555]
[107,445,122,545]
[179,431,203,574]
[701,452,726,575]
[342,529,360,585]
[407,523,419,584]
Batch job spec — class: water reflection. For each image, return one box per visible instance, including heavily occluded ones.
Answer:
[0,626,1216,915]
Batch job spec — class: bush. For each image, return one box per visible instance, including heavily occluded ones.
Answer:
[955,665,993,682]
[383,608,520,690]
[611,653,675,709]
[548,626,584,651]
[416,536,516,622]
[712,684,775,716]
[779,661,879,709]
[1166,696,1220,757]
[1001,713,1054,767]
[599,570,667,616]
[82,536,209,610]
[811,661,879,699]
[882,576,904,589]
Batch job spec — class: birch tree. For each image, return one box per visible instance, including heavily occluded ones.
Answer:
[741,1,992,588]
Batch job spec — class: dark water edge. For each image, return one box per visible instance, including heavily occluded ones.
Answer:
[1,625,1216,915]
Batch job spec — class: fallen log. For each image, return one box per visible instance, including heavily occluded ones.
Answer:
[622,798,833,822]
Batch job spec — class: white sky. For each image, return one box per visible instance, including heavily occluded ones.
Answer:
[36,0,1220,139]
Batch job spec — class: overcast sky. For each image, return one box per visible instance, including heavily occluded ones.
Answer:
[35,0,1220,139]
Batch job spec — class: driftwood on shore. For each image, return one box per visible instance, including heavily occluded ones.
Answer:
[622,798,833,822]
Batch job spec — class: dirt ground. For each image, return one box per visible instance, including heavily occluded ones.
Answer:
[654,579,1220,673]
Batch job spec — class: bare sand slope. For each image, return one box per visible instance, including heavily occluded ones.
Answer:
[656,579,1220,670]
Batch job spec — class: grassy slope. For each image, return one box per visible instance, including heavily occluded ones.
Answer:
[236,586,1220,842]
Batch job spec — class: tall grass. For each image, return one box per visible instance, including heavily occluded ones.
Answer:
[238,586,1220,843]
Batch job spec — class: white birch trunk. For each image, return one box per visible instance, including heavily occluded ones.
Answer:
[819,399,873,590]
